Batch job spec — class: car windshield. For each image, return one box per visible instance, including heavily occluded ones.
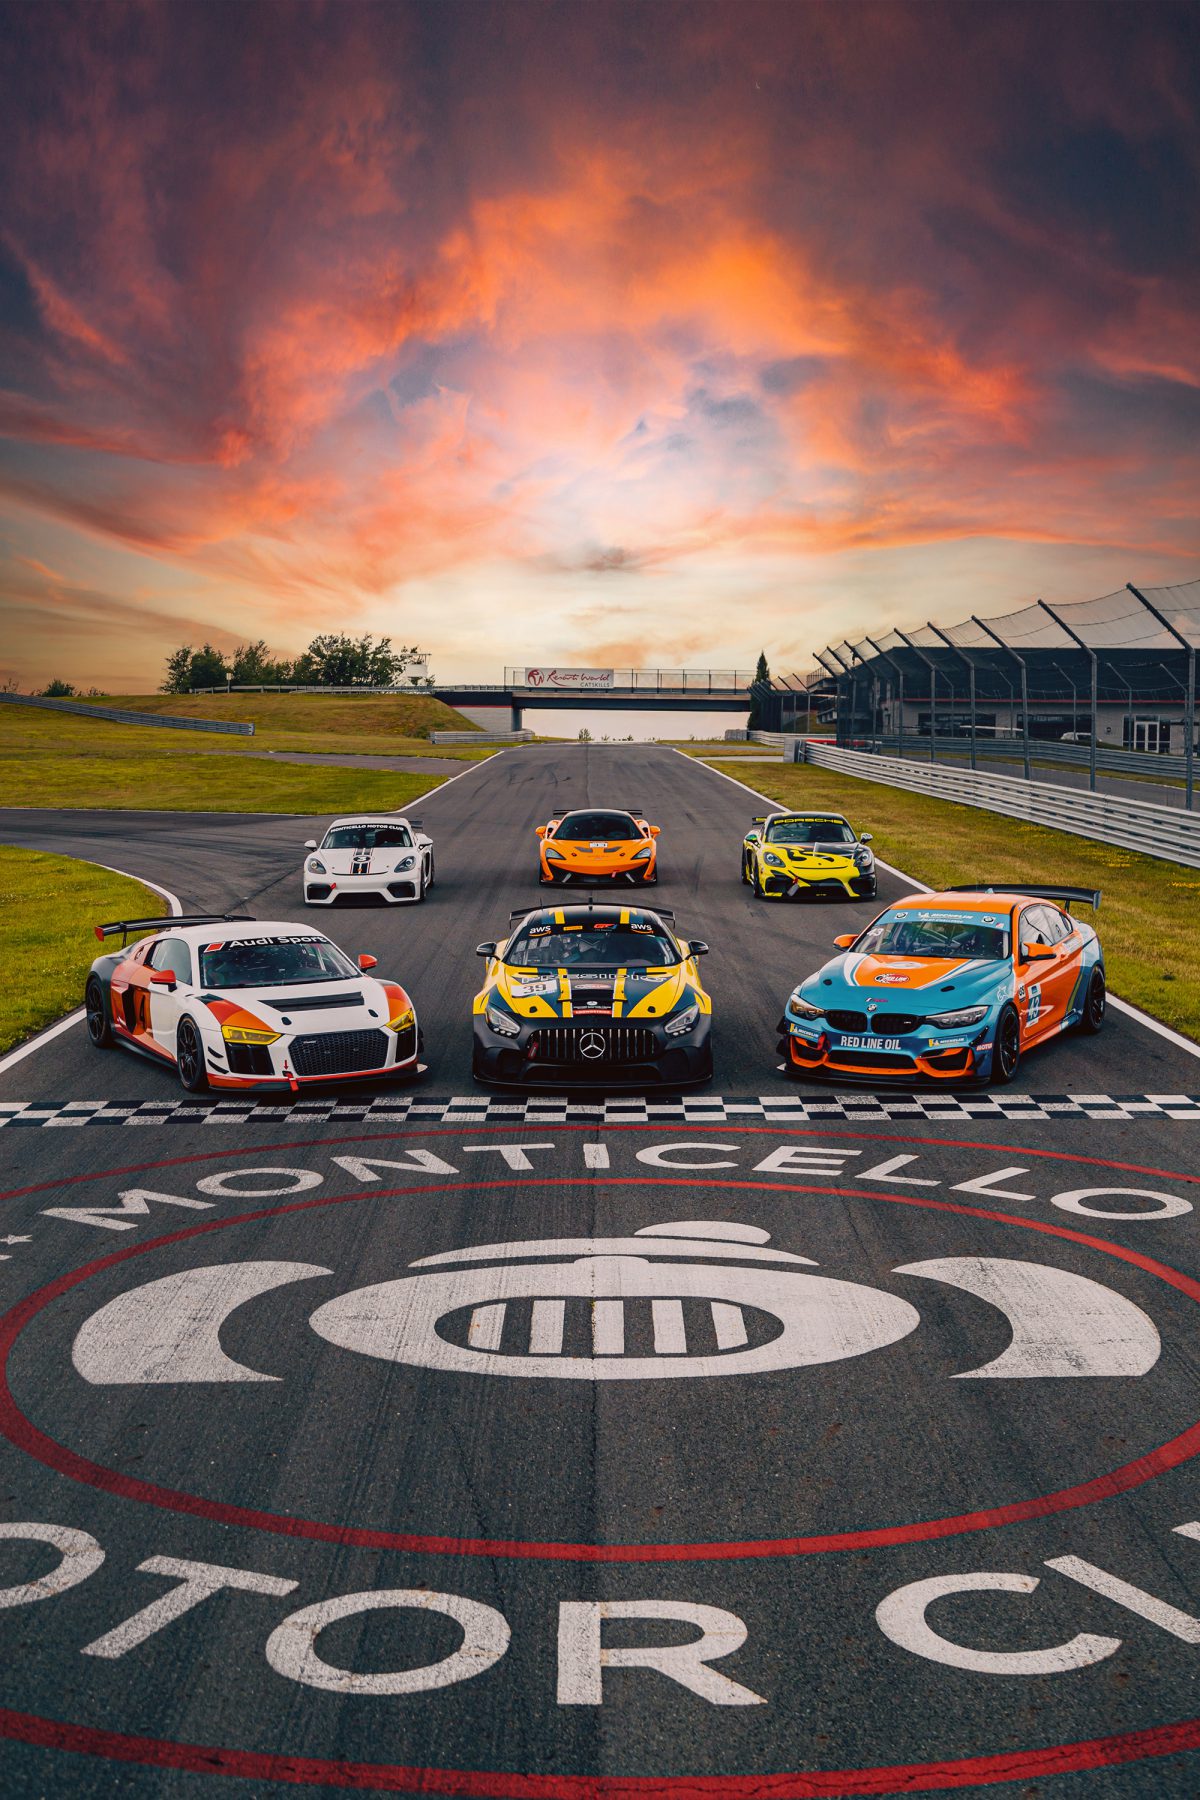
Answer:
[854,913,1009,960]
[766,817,855,845]
[505,923,679,968]
[322,824,412,849]
[199,934,361,989]
[551,811,640,841]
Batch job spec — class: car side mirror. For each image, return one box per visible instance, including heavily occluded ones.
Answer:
[834,933,856,949]
[476,941,497,958]
[1020,941,1054,962]
[149,969,177,989]
[859,832,873,843]
[650,825,661,837]
[535,825,546,838]
[689,940,709,956]
[304,839,318,850]
[358,953,377,971]
[745,831,760,844]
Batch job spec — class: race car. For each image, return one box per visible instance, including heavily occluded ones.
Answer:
[536,806,660,885]
[777,884,1104,1085]
[303,815,433,905]
[742,811,876,900]
[85,913,422,1092]
[472,902,711,1086]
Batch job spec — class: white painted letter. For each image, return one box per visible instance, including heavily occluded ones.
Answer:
[82,1557,297,1658]
[1050,1187,1192,1221]
[635,1143,739,1169]
[1046,1556,1200,1643]
[753,1146,859,1174]
[461,1143,555,1170]
[557,1600,765,1706]
[42,1189,214,1232]
[265,1589,509,1694]
[875,1572,1120,1675]
[331,1151,458,1180]
[0,1523,104,1608]
[195,1167,323,1198]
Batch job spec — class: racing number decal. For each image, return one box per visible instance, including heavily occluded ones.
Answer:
[1026,983,1042,1028]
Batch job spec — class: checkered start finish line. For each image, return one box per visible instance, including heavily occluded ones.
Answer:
[1,1092,1199,1126]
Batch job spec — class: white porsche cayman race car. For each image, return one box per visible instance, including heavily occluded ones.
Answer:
[303,815,434,905]
[86,914,422,1092]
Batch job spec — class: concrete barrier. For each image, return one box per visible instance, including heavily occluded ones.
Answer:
[0,692,253,735]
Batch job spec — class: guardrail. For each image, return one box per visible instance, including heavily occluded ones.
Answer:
[802,742,1200,870]
[428,729,533,744]
[0,692,254,735]
[880,735,1189,780]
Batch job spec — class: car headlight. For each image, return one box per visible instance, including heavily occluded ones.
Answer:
[306,858,326,874]
[853,846,874,867]
[665,1001,700,1036]
[763,852,785,868]
[927,1004,989,1028]
[544,845,567,861]
[388,1007,415,1033]
[486,1005,521,1037]
[787,991,824,1020]
[222,1025,281,1046]
[393,855,415,871]
[633,845,653,860]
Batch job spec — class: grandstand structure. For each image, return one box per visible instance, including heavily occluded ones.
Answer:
[814,579,1200,803]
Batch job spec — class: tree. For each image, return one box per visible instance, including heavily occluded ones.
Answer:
[188,644,229,690]
[161,645,193,693]
[40,679,76,697]
[291,633,423,688]
[748,649,771,729]
[577,727,593,742]
[230,639,293,685]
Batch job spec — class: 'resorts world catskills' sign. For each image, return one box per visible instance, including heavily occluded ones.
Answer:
[523,668,614,688]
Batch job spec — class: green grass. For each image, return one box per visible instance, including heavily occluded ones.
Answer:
[5,693,495,761]
[706,758,1200,1043]
[0,847,167,1054]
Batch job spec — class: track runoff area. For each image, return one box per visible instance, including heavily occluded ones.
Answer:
[1,747,1200,1799]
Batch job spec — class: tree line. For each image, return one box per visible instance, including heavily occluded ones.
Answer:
[160,635,430,693]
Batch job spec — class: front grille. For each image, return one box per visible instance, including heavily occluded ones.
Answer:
[827,1010,868,1031]
[272,991,364,1013]
[225,1042,274,1075]
[392,1022,417,1061]
[529,1026,657,1064]
[306,883,332,899]
[871,1013,921,1034]
[290,1029,389,1077]
[826,1048,918,1072]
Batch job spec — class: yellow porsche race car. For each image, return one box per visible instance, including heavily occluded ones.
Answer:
[472,902,711,1086]
[536,806,660,886]
[742,811,877,901]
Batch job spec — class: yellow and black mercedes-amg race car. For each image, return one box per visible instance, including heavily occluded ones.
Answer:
[472,902,711,1086]
[742,810,877,900]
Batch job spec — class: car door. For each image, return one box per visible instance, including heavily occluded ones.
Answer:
[145,937,194,1056]
[1015,905,1075,1043]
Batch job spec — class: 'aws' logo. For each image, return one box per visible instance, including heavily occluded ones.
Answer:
[71,1220,1162,1388]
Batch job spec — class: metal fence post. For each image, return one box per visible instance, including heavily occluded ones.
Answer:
[971,616,1032,781]
[926,623,977,770]
[1036,601,1097,791]
[1128,582,1196,810]
[895,629,939,763]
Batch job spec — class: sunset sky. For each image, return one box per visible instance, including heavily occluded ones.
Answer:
[1,0,1197,691]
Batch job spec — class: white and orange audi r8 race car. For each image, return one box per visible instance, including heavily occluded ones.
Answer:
[85,914,421,1092]
[535,806,660,885]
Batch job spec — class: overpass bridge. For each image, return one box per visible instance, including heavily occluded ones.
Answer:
[433,668,755,730]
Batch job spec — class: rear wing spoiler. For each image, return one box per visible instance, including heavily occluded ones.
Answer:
[94,913,255,946]
[947,885,1101,913]
[506,905,677,925]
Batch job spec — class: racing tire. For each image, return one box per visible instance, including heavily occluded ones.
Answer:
[427,854,435,890]
[176,1017,209,1094]
[741,853,750,886]
[752,863,768,900]
[416,864,427,904]
[1079,966,1106,1034]
[991,1003,1021,1085]
[85,977,113,1049]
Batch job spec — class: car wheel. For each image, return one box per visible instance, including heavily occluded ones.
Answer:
[85,977,113,1048]
[741,853,750,885]
[752,863,767,899]
[991,1003,1021,1085]
[176,1018,208,1093]
[426,854,435,890]
[1079,966,1106,1034]
[416,864,427,903]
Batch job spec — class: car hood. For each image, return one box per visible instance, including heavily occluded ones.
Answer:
[200,978,403,1031]
[760,843,858,867]
[317,850,417,876]
[492,962,696,1022]
[804,953,1006,1009]
[544,839,649,860]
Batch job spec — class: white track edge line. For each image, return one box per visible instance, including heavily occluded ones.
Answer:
[687,749,1200,1065]
[0,865,181,1076]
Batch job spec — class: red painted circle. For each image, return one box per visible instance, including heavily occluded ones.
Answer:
[3,1172,1199,1563]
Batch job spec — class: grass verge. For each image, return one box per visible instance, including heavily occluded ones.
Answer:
[705,758,1200,1043]
[0,847,167,1054]
[1,749,451,813]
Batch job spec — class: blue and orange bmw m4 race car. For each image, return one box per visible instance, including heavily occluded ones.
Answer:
[777,884,1105,1085]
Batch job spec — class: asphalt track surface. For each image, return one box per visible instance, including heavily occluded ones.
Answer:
[1,745,1200,1799]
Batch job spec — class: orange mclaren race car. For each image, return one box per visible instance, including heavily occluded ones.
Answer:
[536,806,660,886]
[777,884,1105,1085]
